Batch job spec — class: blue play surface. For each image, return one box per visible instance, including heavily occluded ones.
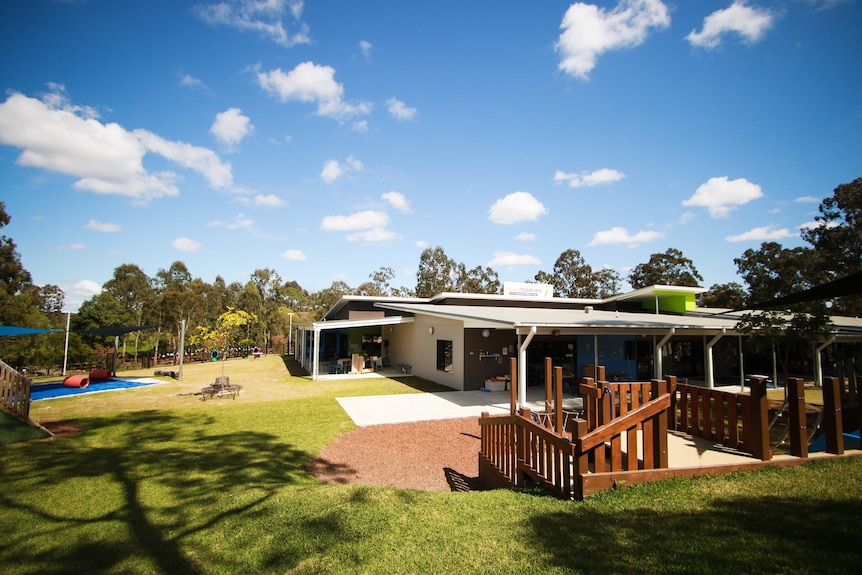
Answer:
[807,430,861,453]
[31,378,163,400]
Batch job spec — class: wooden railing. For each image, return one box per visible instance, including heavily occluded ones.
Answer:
[478,360,675,499]
[670,377,771,460]
[0,358,32,421]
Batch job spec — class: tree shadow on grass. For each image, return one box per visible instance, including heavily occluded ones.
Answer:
[524,494,862,574]
[0,409,350,574]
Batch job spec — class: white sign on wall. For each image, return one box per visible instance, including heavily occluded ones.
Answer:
[503,282,554,298]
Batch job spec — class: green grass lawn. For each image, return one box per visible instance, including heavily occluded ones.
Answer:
[2,356,861,574]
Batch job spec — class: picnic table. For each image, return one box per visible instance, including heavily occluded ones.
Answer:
[201,376,242,400]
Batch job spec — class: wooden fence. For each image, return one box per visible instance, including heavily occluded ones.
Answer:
[479,360,861,499]
[478,358,674,499]
[0,358,31,421]
[670,377,770,461]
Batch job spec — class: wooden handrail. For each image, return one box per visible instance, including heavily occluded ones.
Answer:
[578,393,671,451]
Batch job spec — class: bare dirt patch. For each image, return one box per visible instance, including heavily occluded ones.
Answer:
[40,420,84,438]
[307,417,483,492]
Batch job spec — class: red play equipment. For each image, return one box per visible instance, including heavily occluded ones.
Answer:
[89,368,112,382]
[62,375,89,388]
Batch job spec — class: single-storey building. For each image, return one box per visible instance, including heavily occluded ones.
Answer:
[296,285,862,406]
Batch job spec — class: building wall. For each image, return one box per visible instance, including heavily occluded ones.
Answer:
[389,315,465,390]
[463,329,517,391]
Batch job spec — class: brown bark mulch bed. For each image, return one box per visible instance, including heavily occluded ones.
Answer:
[306,417,483,492]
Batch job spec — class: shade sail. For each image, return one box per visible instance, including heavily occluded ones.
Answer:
[0,324,163,337]
[745,270,862,310]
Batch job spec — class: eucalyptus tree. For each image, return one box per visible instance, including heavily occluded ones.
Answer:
[454,263,502,295]
[699,282,747,309]
[309,281,352,320]
[103,263,154,362]
[152,261,206,364]
[415,246,457,297]
[733,242,816,311]
[628,248,703,289]
[593,267,622,298]
[0,202,56,367]
[535,248,598,298]
[801,177,862,315]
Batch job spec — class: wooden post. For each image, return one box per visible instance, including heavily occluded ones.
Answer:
[517,408,530,487]
[545,357,553,412]
[572,418,588,499]
[822,376,844,455]
[652,379,669,468]
[787,377,808,459]
[749,376,772,461]
[554,366,564,434]
[509,357,517,415]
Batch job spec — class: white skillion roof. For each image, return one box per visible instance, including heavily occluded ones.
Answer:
[375,303,744,336]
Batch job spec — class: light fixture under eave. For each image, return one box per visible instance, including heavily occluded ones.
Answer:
[429,326,434,335]
[482,329,490,338]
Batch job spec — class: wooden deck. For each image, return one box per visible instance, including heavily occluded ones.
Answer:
[478,359,862,499]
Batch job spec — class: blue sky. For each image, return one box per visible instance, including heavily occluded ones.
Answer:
[1,0,860,312]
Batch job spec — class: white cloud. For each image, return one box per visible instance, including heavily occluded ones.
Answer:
[798,219,839,231]
[554,167,625,188]
[209,213,253,229]
[686,1,774,49]
[320,155,362,183]
[725,225,794,242]
[85,219,121,232]
[386,97,417,121]
[588,226,664,247]
[345,155,363,170]
[352,120,369,132]
[195,0,310,47]
[415,240,430,249]
[0,90,178,202]
[58,243,86,251]
[257,61,372,121]
[488,191,548,224]
[382,190,411,213]
[556,0,671,79]
[173,237,203,252]
[281,249,307,261]
[347,228,401,243]
[71,279,102,297]
[179,73,207,90]
[488,251,541,266]
[683,176,764,218]
[321,210,390,231]
[795,195,820,203]
[516,232,536,241]
[359,40,372,58]
[320,160,343,184]
[210,107,254,148]
[322,210,396,243]
[249,193,286,207]
[134,129,233,190]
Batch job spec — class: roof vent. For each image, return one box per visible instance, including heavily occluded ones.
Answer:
[584,306,593,314]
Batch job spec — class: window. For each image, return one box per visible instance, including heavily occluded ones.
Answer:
[436,339,453,373]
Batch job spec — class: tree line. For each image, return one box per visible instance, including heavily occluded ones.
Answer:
[0,178,858,372]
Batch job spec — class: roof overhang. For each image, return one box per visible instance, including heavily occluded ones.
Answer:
[308,315,414,331]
